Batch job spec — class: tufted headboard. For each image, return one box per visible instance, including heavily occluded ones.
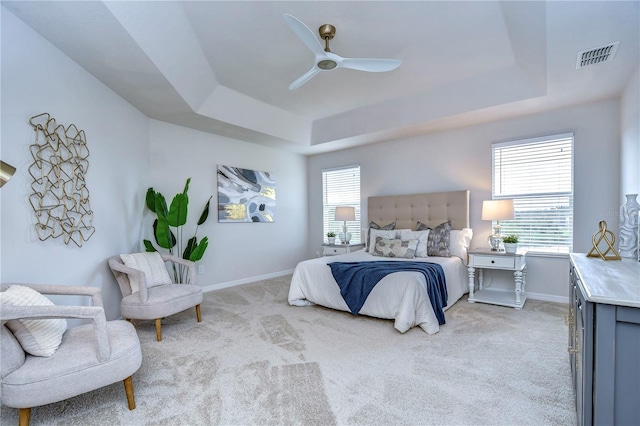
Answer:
[367,190,470,231]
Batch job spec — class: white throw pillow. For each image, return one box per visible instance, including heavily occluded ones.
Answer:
[120,252,172,293]
[368,229,397,253]
[0,285,67,357]
[450,228,474,264]
[400,229,430,258]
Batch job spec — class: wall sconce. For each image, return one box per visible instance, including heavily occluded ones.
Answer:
[0,161,16,188]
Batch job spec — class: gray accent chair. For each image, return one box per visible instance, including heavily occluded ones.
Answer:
[108,254,203,341]
[0,283,142,426]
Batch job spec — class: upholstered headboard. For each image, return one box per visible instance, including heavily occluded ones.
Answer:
[367,190,470,231]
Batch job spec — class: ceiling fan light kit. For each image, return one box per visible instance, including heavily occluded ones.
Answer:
[284,14,401,90]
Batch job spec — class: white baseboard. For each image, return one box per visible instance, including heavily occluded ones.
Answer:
[201,269,294,293]
[200,271,569,305]
[526,291,569,304]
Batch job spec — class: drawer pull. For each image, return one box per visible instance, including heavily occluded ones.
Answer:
[564,314,574,326]
[491,260,495,264]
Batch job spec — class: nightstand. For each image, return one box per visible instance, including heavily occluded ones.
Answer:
[467,248,527,309]
[322,243,365,256]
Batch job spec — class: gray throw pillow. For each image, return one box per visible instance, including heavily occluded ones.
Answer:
[372,237,418,259]
[366,221,396,250]
[426,221,451,257]
[416,221,429,231]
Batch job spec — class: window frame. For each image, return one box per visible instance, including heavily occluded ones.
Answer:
[322,165,361,244]
[492,133,574,254]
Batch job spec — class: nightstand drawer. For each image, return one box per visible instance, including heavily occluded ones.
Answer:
[324,246,348,255]
[322,243,364,256]
[473,256,516,269]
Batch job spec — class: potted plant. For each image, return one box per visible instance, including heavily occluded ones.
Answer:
[143,178,212,283]
[327,231,336,245]
[502,234,519,254]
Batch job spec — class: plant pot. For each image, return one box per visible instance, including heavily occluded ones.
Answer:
[328,237,335,245]
[503,243,517,254]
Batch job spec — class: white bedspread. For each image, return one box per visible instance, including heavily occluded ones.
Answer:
[288,249,469,334]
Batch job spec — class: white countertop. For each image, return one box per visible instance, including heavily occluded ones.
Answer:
[570,253,640,308]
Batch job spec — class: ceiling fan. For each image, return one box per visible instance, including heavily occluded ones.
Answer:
[283,14,401,90]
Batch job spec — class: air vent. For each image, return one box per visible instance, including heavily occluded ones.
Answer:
[576,42,620,69]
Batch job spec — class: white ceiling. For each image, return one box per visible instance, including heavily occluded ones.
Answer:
[3,1,639,155]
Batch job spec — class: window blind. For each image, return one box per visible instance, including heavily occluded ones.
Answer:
[322,165,361,243]
[492,134,574,252]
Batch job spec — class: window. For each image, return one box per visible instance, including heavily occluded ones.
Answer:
[322,165,361,243]
[492,133,574,253]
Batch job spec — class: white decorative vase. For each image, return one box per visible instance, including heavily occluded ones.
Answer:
[328,237,335,245]
[619,194,640,259]
[503,243,517,254]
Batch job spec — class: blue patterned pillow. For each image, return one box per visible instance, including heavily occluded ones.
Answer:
[372,237,418,258]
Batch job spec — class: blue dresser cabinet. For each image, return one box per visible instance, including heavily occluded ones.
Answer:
[569,254,640,426]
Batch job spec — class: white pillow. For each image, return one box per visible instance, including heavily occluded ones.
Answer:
[120,252,172,293]
[450,228,474,264]
[368,229,397,253]
[393,228,412,238]
[0,285,67,357]
[400,229,430,258]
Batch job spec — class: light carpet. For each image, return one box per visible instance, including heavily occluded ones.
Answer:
[1,275,577,425]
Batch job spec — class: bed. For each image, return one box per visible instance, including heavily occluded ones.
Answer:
[288,190,472,334]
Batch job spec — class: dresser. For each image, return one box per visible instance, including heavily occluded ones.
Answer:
[568,254,640,426]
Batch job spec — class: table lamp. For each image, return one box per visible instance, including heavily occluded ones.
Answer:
[482,199,515,251]
[334,206,355,244]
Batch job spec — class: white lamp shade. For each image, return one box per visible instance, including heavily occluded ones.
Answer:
[334,206,355,221]
[482,199,515,221]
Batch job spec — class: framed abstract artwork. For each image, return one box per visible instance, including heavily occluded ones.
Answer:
[217,165,276,222]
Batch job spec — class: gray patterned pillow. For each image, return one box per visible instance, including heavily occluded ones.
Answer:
[416,221,429,231]
[366,221,396,250]
[426,221,451,257]
[372,237,418,258]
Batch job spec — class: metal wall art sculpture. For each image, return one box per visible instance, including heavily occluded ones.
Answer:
[217,165,276,222]
[28,113,95,247]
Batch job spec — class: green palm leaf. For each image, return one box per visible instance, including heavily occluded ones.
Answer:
[145,188,157,212]
[183,236,197,260]
[197,196,212,225]
[167,193,188,227]
[143,240,157,252]
[189,236,208,261]
[155,216,176,249]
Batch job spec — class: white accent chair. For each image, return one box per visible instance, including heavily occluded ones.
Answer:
[0,283,142,426]
[108,254,203,341]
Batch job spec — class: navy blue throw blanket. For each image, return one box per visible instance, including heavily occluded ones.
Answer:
[328,261,448,324]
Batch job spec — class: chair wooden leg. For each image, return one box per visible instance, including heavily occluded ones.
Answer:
[123,376,136,410]
[18,407,30,426]
[196,304,202,322]
[155,318,162,341]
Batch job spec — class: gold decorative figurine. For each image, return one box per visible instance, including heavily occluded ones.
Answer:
[587,220,621,260]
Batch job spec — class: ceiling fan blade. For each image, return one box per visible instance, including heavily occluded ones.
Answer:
[289,67,320,90]
[339,58,401,72]
[284,14,325,57]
